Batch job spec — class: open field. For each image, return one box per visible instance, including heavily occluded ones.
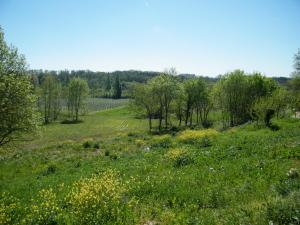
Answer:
[1,106,299,224]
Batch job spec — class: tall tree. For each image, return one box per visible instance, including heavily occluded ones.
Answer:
[288,50,300,114]
[104,75,111,97]
[40,75,61,124]
[294,48,300,73]
[0,27,39,146]
[149,74,178,130]
[183,79,197,126]
[67,78,89,121]
[132,83,157,131]
[113,74,122,99]
[194,78,212,127]
[213,70,278,127]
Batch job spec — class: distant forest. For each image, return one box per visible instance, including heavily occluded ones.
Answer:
[29,69,290,98]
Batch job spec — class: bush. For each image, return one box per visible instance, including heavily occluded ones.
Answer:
[65,169,135,224]
[164,148,186,161]
[266,191,300,225]
[93,142,100,149]
[82,139,93,148]
[110,153,119,160]
[104,150,110,156]
[177,129,218,146]
[151,135,173,148]
[174,155,194,167]
[42,164,57,176]
[269,123,280,131]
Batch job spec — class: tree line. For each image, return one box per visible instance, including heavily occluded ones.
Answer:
[132,65,300,132]
[0,25,300,146]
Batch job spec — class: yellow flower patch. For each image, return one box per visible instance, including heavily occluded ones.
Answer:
[177,129,218,144]
[164,148,186,161]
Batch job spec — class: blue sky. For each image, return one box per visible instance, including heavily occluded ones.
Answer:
[0,0,299,77]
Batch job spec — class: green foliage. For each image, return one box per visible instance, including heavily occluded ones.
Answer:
[151,134,173,148]
[0,107,300,224]
[149,73,180,130]
[39,75,62,123]
[25,188,62,225]
[0,75,39,146]
[266,191,300,225]
[0,193,21,225]
[213,70,278,127]
[65,170,135,224]
[251,88,289,127]
[294,48,300,73]
[0,28,39,146]
[112,74,122,99]
[67,78,89,121]
[132,83,158,131]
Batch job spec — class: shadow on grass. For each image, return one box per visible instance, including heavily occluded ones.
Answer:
[61,120,83,124]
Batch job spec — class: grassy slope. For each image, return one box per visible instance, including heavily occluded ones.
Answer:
[0,107,299,224]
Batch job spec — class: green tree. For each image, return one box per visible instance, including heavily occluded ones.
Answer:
[0,27,39,146]
[174,84,186,127]
[104,75,111,97]
[294,48,300,73]
[213,70,277,127]
[149,74,179,130]
[132,83,157,131]
[288,62,300,114]
[183,79,197,126]
[67,78,89,121]
[40,75,61,124]
[194,78,212,127]
[113,74,122,99]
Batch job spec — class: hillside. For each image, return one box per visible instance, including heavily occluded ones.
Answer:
[1,106,299,224]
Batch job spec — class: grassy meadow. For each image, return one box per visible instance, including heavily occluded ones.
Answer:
[1,104,300,225]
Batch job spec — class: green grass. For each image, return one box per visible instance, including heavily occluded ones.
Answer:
[20,106,147,150]
[1,107,300,224]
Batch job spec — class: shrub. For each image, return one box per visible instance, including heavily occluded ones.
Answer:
[110,153,119,160]
[0,193,21,225]
[42,164,57,176]
[165,148,194,167]
[177,129,218,146]
[164,148,186,161]
[25,188,62,225]
[174,155,194,167]
[65,169,135,224]
[104,150,110,156]
[82,139,93,148]
[266,191,300,225]
[151,135,173,148]
[93,142,100,149]
[135,139,146,147]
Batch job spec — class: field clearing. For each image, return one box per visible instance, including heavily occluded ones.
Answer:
[0,107,300,224]
[20,106,147,150]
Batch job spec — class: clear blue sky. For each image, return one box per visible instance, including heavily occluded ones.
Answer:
[0,0,299,77]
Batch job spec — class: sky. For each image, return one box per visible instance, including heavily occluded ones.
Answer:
[0,0,299,77]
